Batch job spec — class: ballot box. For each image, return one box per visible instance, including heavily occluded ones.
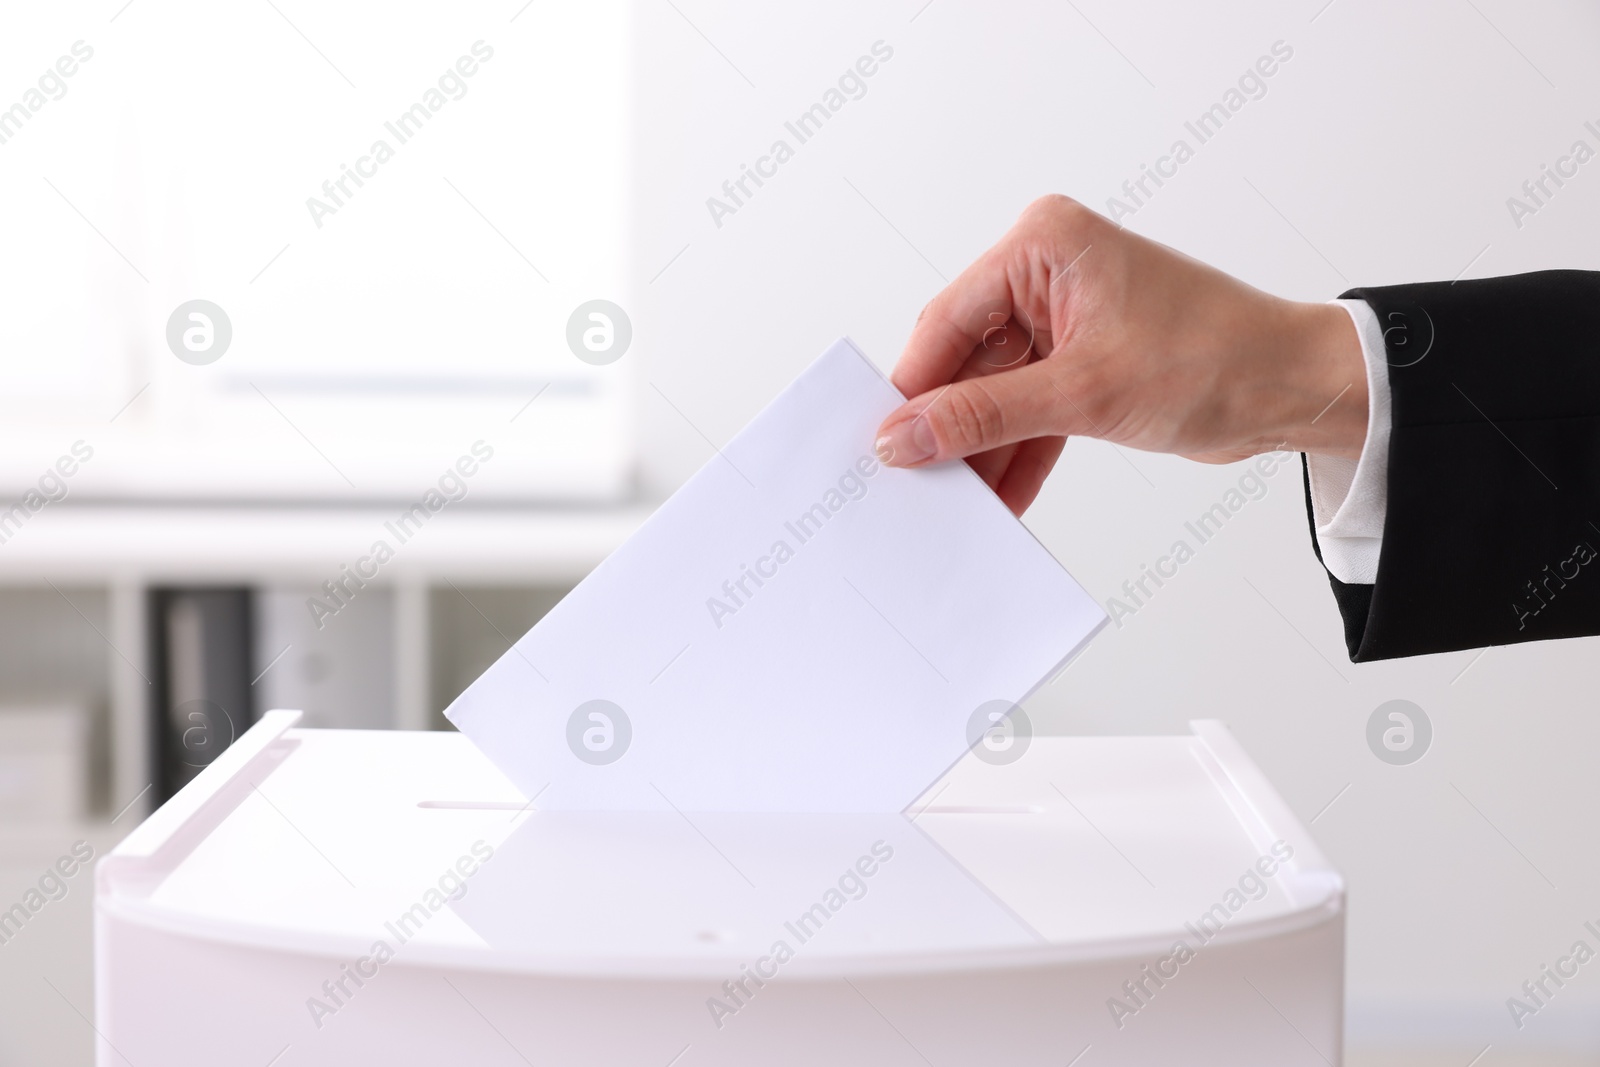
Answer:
[95,711,1344,1065]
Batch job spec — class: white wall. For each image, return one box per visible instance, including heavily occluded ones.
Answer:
[0,0,633,502]
[628,0,1600,1054]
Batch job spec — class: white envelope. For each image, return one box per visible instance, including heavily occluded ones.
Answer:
[444,339,1106,812]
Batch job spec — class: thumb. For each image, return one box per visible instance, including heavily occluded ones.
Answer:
[875,362,1077,467]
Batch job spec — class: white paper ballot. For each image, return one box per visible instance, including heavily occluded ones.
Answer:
[444,338,1106,812]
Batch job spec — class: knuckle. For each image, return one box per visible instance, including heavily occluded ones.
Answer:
[917,293,963,338]
[1054,365,1114,432]
[937,384,1008,450]
[1024,193,1086,226]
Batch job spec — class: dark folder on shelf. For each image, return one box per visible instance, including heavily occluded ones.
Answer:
[148,588,253,801]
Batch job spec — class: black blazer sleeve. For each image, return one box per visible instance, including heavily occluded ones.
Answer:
[1307,270,1600,661]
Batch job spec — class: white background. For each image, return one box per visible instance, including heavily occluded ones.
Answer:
[0,1,633,501]
[625,0,1600,1056]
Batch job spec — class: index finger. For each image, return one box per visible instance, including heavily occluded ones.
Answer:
[890,246,1019,400]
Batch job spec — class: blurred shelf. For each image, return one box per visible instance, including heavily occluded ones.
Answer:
[0,503,652,583]
[0,503,655,834]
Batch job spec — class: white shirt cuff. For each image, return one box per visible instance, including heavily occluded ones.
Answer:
[1305,299,1391,585]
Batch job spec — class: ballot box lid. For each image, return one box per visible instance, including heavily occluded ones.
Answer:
[98,711,1342,979]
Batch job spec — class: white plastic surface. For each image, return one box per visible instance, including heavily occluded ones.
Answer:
[95,715,1345,1066]
[97,715,1341,978]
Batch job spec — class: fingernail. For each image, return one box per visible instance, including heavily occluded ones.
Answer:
[875,419,936,467]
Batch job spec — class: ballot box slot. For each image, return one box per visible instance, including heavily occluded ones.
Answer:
[416,800,534,810]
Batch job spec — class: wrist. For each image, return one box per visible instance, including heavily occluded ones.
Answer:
[1270,300,1369,459]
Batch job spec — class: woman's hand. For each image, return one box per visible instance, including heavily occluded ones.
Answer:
[874,195,1367,514]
